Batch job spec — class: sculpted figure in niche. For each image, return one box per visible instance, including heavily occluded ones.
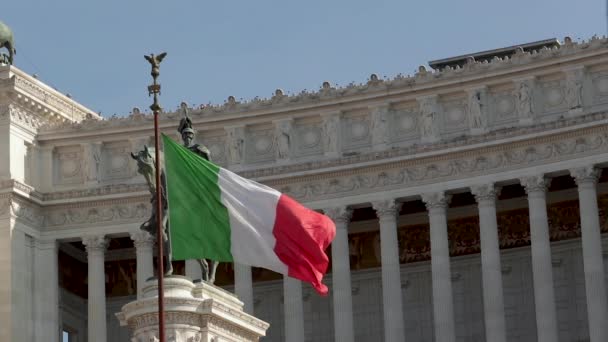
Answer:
[565,76,583,109]
[517,81,533,118]
[469,91,484,128]
[371,108,388,145]
[227,128,243,164]
[420,99,437,138]
[82,143,101,182]
[322,115,339,153]
[276,121,291,159]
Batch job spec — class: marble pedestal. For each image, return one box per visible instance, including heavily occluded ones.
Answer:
[116,276,269,342]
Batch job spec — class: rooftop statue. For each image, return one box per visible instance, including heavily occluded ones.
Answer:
[0,21,15,65]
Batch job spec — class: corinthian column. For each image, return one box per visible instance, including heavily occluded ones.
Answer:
[570,166,608,342]
[471,184,506,342]
[520,175,559,342]
[283,277,305,342]
[82,235,108,342]
[324,206,354,342]
[33,238,59,342]
[421,192,456,342]
[130,231,154,299]
[372,199,405,342]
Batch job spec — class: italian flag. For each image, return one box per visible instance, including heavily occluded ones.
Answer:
[162,135,336,295]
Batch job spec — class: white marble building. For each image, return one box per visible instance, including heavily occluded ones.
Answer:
[1,36,608,342]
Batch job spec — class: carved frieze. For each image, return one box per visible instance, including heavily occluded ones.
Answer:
[541,80,566,111]
[440,97,468,134]
[277,126,608,202]
[245,125,275,163]
[389,108,419,144]
[53,145,84,185]
[592,71,608,101]
[0,103,47,131]
[45,200,149,228]
[341,112,371,151]
[491,91,517,123]
[101,141,132,181]
[0,195,43,226]
[199,134,227,165]
[293,119,322,158]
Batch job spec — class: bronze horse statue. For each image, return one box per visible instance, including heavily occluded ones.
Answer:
[0,21,15,65]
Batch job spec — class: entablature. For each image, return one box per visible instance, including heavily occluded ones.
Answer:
[29,37,608,187]
[0,65,99,127]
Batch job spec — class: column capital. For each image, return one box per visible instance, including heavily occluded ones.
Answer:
[372,199,402,220]
[421,192,451,210]
[570,166,600,186]
[471,184,501,203]
[82,235,108,253]
[324,206,352,225]
[130,231,155,249]
[520,175,551,194]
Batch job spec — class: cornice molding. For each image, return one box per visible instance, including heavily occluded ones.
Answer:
[36,36,608,137]
[242,110,608,181]
[276,123,608,202]
[0,65,99,124]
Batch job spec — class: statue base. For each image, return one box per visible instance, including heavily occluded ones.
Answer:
[116,276,269,342]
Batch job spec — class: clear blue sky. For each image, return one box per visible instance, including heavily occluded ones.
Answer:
[3,0,606,117]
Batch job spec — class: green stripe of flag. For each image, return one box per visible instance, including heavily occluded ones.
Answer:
[162,135,233,262]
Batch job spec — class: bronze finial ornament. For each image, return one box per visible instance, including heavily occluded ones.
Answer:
[144,52,167,112]
[0,21,16,65]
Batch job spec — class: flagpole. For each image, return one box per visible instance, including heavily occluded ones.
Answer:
[145,52,167,342]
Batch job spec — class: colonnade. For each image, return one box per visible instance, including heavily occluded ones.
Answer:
[36,166,608,342]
